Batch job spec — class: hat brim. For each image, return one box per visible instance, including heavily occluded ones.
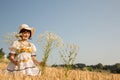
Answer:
[18,24,35,37]
[19,27,35,36]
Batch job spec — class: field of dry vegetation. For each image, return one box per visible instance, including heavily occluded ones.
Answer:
[0,60,120,80]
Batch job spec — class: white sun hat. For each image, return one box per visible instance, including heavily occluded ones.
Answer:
[18,24,35,36]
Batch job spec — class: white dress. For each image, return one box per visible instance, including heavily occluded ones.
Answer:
[7,40,40,76]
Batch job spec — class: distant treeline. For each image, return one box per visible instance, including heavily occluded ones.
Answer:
[52,63,120,74]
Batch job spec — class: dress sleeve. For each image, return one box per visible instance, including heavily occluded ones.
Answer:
[8,41,19,54]
[31,43,37,55]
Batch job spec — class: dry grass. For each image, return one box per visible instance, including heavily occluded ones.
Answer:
[0,62,120,80]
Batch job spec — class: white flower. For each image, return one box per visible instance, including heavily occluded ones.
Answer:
[37,31,63,49]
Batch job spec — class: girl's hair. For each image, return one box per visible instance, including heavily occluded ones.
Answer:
[19,29,32,39]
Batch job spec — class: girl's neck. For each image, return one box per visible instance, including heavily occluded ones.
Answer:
[19,40,30,47]
[20,39,28,42]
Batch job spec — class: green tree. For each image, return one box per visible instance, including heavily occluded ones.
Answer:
[112,63,120,73]
[0,48,5,59]
[96,63,103,69]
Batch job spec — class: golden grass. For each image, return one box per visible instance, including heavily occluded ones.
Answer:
[0,62,120,80]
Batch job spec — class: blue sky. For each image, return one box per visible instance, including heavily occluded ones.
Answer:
[0,0,120,65]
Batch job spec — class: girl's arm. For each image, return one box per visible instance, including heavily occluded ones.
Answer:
[31,55,40,65]
[9,53,19,65]
[31,55,45,66]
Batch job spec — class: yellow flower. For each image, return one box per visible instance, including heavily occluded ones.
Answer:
[22,59,29,62]
[17,45,32,53]
[26,47,32,53]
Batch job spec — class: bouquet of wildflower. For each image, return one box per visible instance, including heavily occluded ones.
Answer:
[3,32,22,60]
[37,31,63,74]
[3,32,17,44]
[59,43,79,78]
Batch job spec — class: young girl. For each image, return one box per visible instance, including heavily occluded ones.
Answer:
[7,24,41,76]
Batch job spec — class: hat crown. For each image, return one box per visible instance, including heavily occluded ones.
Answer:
[19,24,31,30]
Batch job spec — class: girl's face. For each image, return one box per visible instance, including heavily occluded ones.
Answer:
[21,31,30,40]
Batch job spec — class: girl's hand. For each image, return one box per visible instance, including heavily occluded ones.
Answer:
[9,53,20,66]
[39,61,45,66]
[12,60,20,66]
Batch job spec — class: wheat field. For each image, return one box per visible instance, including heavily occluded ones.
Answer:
[0,62,120,80]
